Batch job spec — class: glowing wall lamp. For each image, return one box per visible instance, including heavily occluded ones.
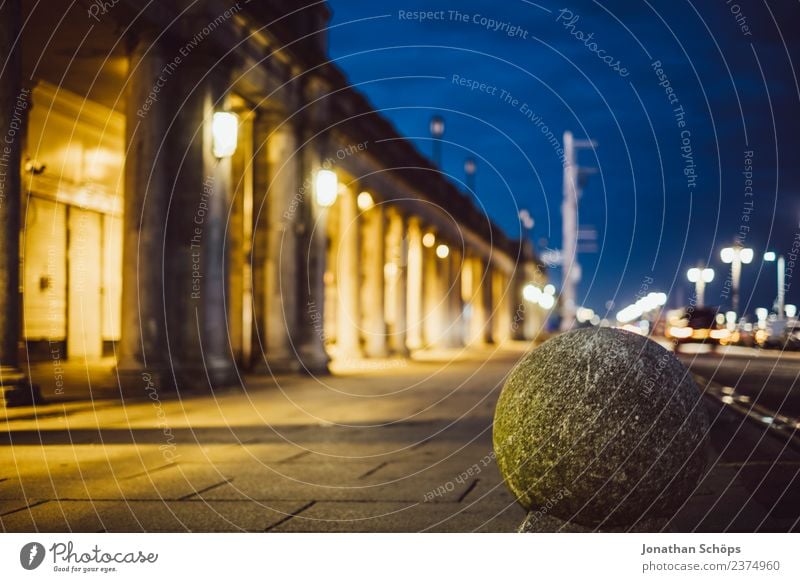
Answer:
[314,169,338,208]
[436,244,450,259]
[357,191,374,211]
[212,111,239,158]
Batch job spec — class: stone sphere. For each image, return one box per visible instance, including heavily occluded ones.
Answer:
[493,328,709,528]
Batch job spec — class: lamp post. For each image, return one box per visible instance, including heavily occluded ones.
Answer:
[559,130,597,331]
[686,266,714,308]
[464,157,476,194]
[518,209,534,232]
[720,244,753,317]
[430,115,445,167]
[764,251,786,320]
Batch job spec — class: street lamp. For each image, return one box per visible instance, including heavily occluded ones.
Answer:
[522,283,541,303]
[430,115,445,167]
[436,243,450,259]
[686,266,714,308]
[314,169,338,207]
[464,157,476,194]
[720,244,753,316]
[764,251,786,320]
[518,209,534,231]
[539,293,555,310]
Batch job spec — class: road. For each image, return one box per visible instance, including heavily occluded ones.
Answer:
[677,345,800,418]
[675,344,800,532]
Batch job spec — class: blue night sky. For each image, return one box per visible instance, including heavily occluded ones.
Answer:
[324,0,800,319]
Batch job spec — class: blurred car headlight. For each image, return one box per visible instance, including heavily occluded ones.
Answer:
[669,326,693,339]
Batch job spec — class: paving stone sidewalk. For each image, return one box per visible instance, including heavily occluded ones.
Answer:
[1,344,797,532]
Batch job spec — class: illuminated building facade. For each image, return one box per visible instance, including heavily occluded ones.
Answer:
[0,0,546,404]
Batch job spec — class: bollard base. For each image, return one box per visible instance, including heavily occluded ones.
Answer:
[519,511,671,533]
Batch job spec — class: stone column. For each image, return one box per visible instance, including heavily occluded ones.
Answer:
[386,208,408,357]
[405,217,424,351]
[446,248,464,348]
[250,114,269,369]
[522,264,541,341]
[422,235,442,348]
[424,235,454,350]
[251,109,302,372]
[465,255,487,345]
[460,254,474,343]
[361,203,388,357]
[227,113,247,366]
[386,210,409,357]
[116,30,172,395]
[0,0,35,406]
[335,187,362,360]
[482,262,495,344]
[437,243,456,349]
[511,264,527,341]
[524,261,545,340]
[295,79,331,374]
[164,52,236,389]
[492,270,512,344]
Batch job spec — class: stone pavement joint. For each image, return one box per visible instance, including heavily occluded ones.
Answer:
[265,501,317,532]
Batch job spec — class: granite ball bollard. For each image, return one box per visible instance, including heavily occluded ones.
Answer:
[493,327,709,531]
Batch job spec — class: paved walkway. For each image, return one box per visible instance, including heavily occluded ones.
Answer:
[1,342,798,532]
[1,345,529,532]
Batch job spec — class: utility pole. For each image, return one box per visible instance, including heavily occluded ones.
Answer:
[765,251,786,320]
[778,254,786,319]
[560,131,596,332]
